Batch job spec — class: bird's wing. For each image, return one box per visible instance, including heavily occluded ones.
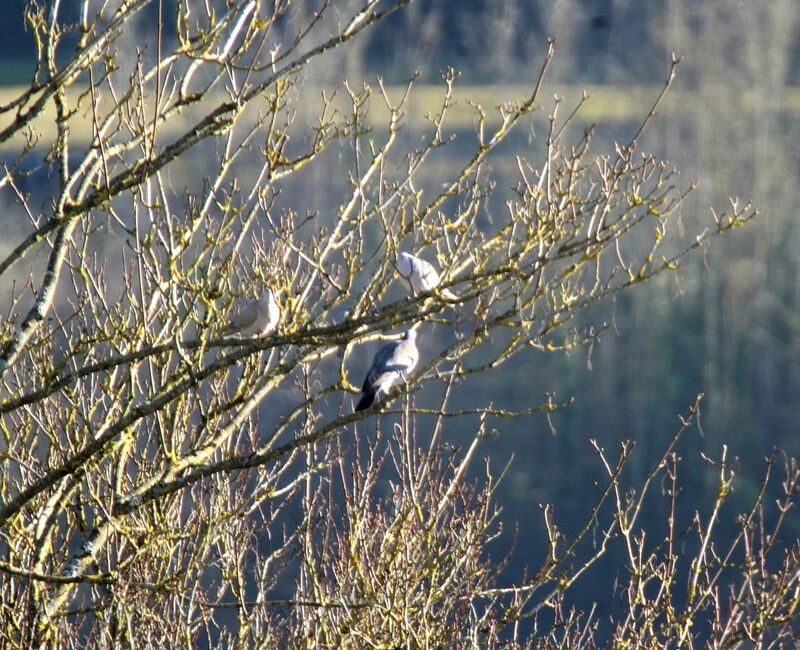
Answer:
[363,342,394,390]
[390,338,418,374]
[228,298,260,332]
[414,257,440,291]
[363,339,418,390]
[416,257,457,300]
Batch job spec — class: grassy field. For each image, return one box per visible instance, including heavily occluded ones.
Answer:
[2,82,798,154]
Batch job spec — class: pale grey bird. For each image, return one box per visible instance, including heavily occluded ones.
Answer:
[355,328,419,411]
[226,288,280,336]
[396,252,457,300]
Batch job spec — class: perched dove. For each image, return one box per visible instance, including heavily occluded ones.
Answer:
[355,328,419,411]
[396,252,457,300]
[226,288,280,336]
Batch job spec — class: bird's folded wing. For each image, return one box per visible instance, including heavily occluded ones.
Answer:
[364,343,396,387]
[384,342,418,376]
[418,260,439,287]
[228,301,258,331]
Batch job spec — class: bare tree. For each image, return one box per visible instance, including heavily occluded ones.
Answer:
[0,0,776,647]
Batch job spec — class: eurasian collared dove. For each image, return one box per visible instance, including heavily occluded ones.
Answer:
[355,328,419,411]
[226,288,280,336]
[396,252,457,300]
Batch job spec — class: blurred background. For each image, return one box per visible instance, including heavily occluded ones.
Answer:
[2,0,799,636]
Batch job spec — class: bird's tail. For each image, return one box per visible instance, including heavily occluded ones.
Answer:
[355,389,378,411]
[440,287,458,301]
